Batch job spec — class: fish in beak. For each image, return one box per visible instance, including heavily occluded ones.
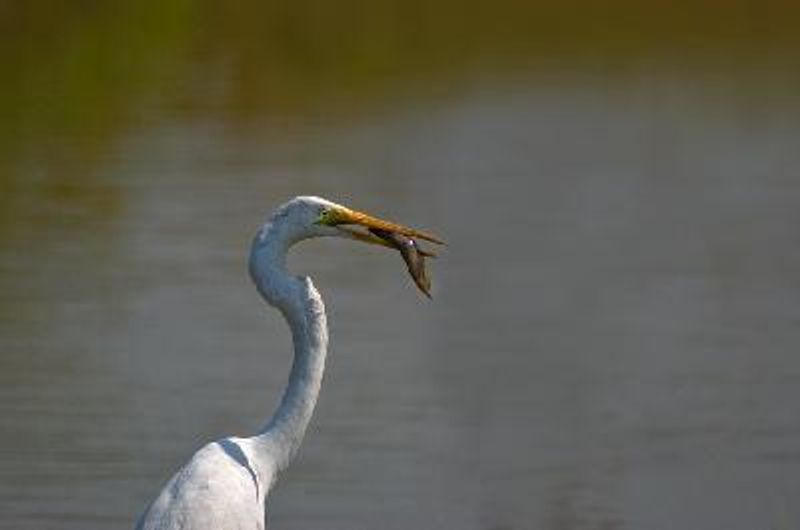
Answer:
[317,204,444,297]
[368,228,432,298]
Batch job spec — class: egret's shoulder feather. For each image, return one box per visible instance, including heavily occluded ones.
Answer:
[136,439,269,530]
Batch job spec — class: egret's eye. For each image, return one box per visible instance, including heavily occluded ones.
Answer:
[316,208,332,225]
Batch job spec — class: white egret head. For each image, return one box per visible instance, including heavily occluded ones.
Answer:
[260,195,444,296]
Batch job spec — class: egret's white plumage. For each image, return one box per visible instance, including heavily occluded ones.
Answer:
[136,196,441,530]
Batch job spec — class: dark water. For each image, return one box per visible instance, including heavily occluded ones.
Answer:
[2,4,800,530]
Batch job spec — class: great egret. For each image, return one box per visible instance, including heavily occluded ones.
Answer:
[136,196,443,530]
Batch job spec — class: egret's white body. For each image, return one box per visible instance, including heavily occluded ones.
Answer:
[136,196,441,530]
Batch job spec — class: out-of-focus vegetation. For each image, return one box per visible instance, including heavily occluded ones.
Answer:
[0,1,193,237]
[3,1,799,136]
[0,0,798,227]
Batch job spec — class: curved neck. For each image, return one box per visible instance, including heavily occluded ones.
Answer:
[248,219,329,472]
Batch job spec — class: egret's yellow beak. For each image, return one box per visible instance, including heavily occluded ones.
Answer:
[317,205,444,256]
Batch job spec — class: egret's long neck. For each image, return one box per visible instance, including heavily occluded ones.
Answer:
[248,219,329,473]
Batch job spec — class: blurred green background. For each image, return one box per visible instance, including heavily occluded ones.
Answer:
[2,1,798,179]
[1,2,800,529]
